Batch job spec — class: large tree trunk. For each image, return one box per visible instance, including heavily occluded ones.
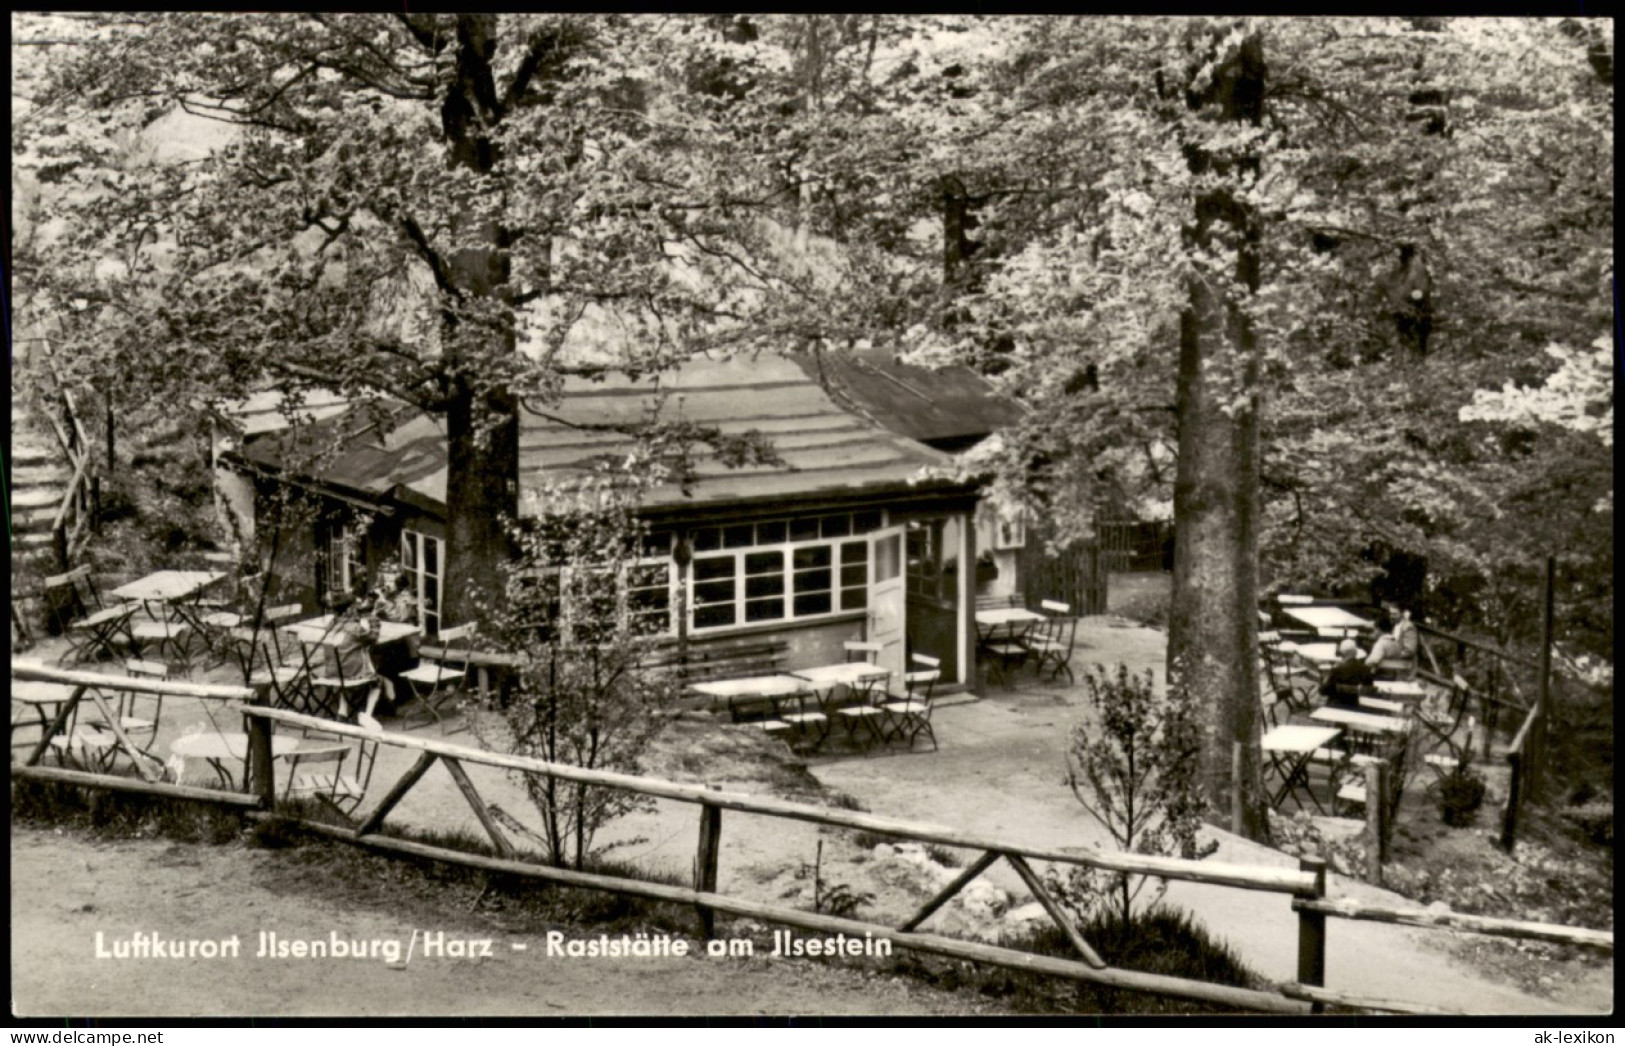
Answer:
[444,383,519,627]
[1167,26,1269,842]
[438,13,519,628]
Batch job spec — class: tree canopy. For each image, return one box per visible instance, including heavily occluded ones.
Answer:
[15,14,1612,833]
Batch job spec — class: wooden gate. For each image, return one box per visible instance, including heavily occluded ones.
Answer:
[1019,537,1107,616]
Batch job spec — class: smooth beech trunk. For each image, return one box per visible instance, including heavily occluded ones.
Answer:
[1167,27,1270,842]
[439,14,521,627]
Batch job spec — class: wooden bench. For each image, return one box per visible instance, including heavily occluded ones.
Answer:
[651,639,790,685]
[649,639,793,721]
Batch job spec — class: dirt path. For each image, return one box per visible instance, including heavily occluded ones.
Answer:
[9,828,1001,1018]
[12,619,1611,1017]
[813,620,1613,1016]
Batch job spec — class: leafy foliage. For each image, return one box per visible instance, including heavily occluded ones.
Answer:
[16,14,1610,809]
[1047,664,1218,926]
[478,464,678,871]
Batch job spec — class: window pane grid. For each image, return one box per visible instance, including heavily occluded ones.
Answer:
[687,515,880,633]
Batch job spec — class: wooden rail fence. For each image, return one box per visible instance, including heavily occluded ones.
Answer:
[10,660,1612,1016]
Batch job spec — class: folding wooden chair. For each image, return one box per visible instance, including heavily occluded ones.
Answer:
[305,638,377,721]
[126,600,197,675]
[115,658,167,750]
[1028,600,1078,682]
[883,653,941,751]
[236,606,315,710]
[982,619,1036,685]
[280,727,380,818]
[834,641,888,749]
[399,623,476,731]
[50,566,135,665]
[1260,631,1317,713]
[44,565,99,634]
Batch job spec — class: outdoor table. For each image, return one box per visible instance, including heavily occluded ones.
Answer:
[794,663,894,750]
[282,614,421,649]
[1311,706,1411,755]
[1281,606,1375,632]
[1282,640,1365,667]
[1372,680,1427,700]
[111,570,228,667]
[975,607,1046,684]
[282,615,421,716]
[1261,724,1343,814]
[12,677,163,776]
[110,570,228,606]
[688,674,808,732]
[169,731,299,790]
[1311,706,1410,735]
[791,662,892,698]
[974,607,1046,641]
[11,680,85,757]
[786,663,891,748]
[1358,695,1409,716]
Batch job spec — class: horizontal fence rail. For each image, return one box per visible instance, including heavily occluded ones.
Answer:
[11,661,259,784]
[13,660,257,702]
[1294,897,1612,952]
[13,658,1609,1016]
[242,706,1318,897]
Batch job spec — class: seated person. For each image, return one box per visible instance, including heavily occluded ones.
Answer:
[1320,639,1375,710]
[375,572,419,624]
[367,572,420,714]
[1366,606,1418,675]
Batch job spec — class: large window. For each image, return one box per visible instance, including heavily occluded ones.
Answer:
[689,511,882,632]
[400,528,444,636]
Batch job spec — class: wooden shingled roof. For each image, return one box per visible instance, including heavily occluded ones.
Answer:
[233,400,448,510]
[792,349,1024,447]
[517,353,957,517]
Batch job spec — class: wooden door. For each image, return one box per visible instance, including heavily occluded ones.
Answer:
[868,526,906,691]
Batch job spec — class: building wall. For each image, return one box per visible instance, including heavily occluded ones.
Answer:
[685,613,867,675]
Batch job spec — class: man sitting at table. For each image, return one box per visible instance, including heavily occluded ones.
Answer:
[1320,639,1375,710]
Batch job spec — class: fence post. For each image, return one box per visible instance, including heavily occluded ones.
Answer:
[1231,741,1244,836]
[246,683,276,807]
[1501,750,1523,853]
[694,796,723,939]
[1363,761,1386,884]
[1296,856,1327,1013]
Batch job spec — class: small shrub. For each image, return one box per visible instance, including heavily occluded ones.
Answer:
[895,906,1264,1014]
[804,840,873,919]
[1439,771,1487,827]
[13,777,242,843]
[848,828,893,851]
[825,791,869,812]
[249,814,309,850]
[1048,664,1217,929]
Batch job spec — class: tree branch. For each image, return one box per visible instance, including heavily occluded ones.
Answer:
[398,214,463,303]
